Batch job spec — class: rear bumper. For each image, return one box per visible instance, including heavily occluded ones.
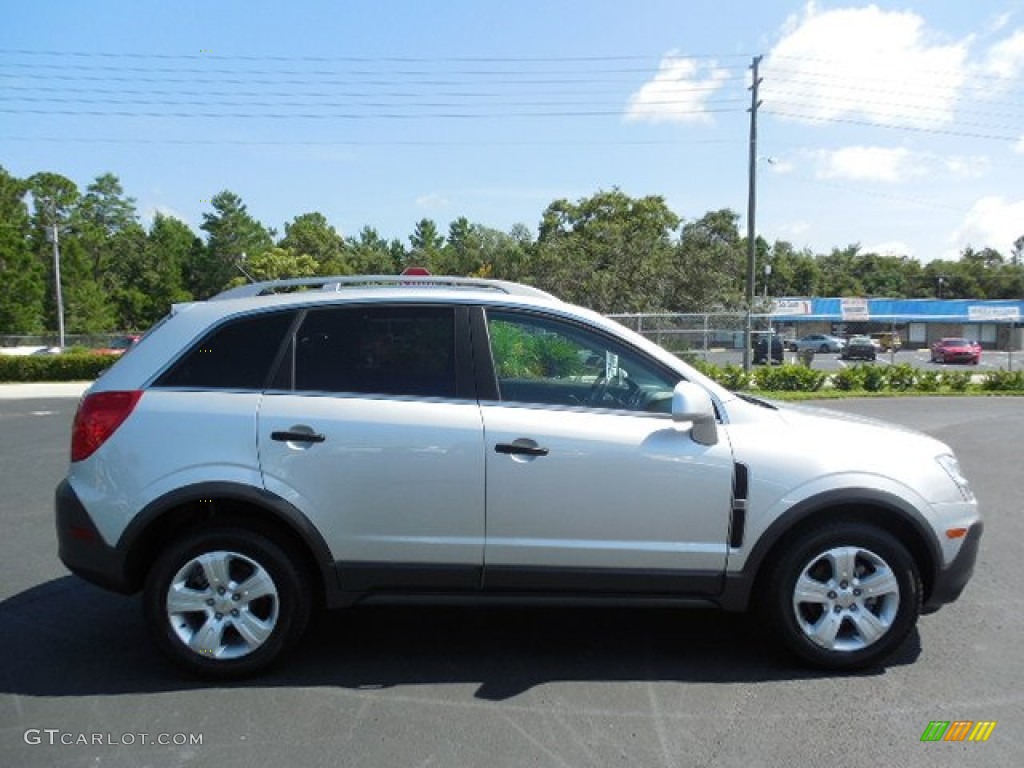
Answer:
[924,521,983,612]
[55,479,134,594]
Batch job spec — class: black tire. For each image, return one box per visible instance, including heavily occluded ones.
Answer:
[143,524,311,678]
[762,523,921,670]
[819,344,829,353]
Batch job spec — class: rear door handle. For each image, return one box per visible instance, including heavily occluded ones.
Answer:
[495,442,549,457]
[271,430,326,443]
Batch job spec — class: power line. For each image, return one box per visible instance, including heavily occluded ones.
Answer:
[0,134,743,147]
[768,54,1020,83]
[0,106,746,120]
[761,109,1019,141]
[765,95,1024,122]
[0,96,749,111]
[1,82,744,98]
[0,71,749,88]
[0,48,754,63]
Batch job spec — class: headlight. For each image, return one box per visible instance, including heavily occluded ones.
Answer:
[937,454,975,502]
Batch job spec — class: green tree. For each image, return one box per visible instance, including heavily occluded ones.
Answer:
[27,172,89,332]
[817,245,867,297]
[852,253,921,297]
[195,190,272,298]
[469,223,534,280]
[765,240,821,297]
[439,216,481,275]
[59,237,117,332]
[111,213,195,328]
[532,189,680,312]
[349,226,399,273]
[670,209,744,310]
[408,218,444,270]
[279,212,349,272]
[225,246,318,288]
[0,166,45,332]
[71,173,138,284]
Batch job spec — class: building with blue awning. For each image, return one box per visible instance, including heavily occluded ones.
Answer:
[768,297,1023,350]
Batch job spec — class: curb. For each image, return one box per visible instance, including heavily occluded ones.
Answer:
[0,381,92,400]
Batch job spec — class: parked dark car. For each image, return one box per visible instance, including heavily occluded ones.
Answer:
[931,338,980,365]
[840,336,877,361]
[754,336,784,365]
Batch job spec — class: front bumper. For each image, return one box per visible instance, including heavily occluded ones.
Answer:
[55,479,134,594]
[924,521,983,612]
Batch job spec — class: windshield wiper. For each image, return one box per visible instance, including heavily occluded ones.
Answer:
[734,392,778,410]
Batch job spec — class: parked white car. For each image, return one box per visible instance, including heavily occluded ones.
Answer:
[57,276,982,677]
[788,334,846,353]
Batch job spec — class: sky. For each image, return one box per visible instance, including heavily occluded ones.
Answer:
[3,0,1023,265]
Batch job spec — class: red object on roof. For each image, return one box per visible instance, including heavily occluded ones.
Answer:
[400,267,432,276]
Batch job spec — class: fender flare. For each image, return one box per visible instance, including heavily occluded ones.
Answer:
[720,487,941,611]
[118,481,339,601]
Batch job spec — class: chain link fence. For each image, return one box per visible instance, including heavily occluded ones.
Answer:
[607,313,777,359]
[0,334,131,352]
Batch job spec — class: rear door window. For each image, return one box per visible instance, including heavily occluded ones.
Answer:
[288,305,457,398]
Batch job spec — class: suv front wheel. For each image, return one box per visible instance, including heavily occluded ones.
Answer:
[143,525,311,677]
[765,523,921,669]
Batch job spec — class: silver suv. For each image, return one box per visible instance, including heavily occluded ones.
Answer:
[56,276,982,677]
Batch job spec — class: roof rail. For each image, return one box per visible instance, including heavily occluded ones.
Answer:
[211,275,560,302]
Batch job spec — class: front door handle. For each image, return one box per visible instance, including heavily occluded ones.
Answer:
[495,441,549,457]
[271,430,326,443]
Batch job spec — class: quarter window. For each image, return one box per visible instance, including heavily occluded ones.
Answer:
[154,311,294,390]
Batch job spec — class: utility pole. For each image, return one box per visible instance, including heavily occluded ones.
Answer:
[742,55,763,372]
[47,201,66,350]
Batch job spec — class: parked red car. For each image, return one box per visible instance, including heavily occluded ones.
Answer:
[930,338,980,365]
[96,335,141,356]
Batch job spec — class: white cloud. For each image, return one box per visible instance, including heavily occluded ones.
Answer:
[951,196,1024,254]
[143,205,190,226]
[1015,136,1024,154]
[625,53,730,124]
[807,146,988,183]
[983,28,1024,78]
[769,219,811,239]
[813,146,917,183]
[866,240,914,257]
[764,3,969,128]
[414,192,450,210]
[942,155,990,179]
[987,12,1012,35]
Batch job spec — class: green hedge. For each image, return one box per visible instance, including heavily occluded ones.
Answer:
[0,353,111,382]
[691,359,1024,395]
[3,349,1023,394]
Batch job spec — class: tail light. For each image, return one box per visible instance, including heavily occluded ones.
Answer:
[71,390,143,462]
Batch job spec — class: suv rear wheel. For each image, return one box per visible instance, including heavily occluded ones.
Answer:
[143,525,311,677]
[765,523,921,669]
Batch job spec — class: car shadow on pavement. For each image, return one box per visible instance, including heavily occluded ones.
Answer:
[0,576,921,701]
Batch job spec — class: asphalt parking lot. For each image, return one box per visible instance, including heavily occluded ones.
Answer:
[1,393,1021,767]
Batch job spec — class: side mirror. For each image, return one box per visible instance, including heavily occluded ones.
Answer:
[671,381,719,446]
